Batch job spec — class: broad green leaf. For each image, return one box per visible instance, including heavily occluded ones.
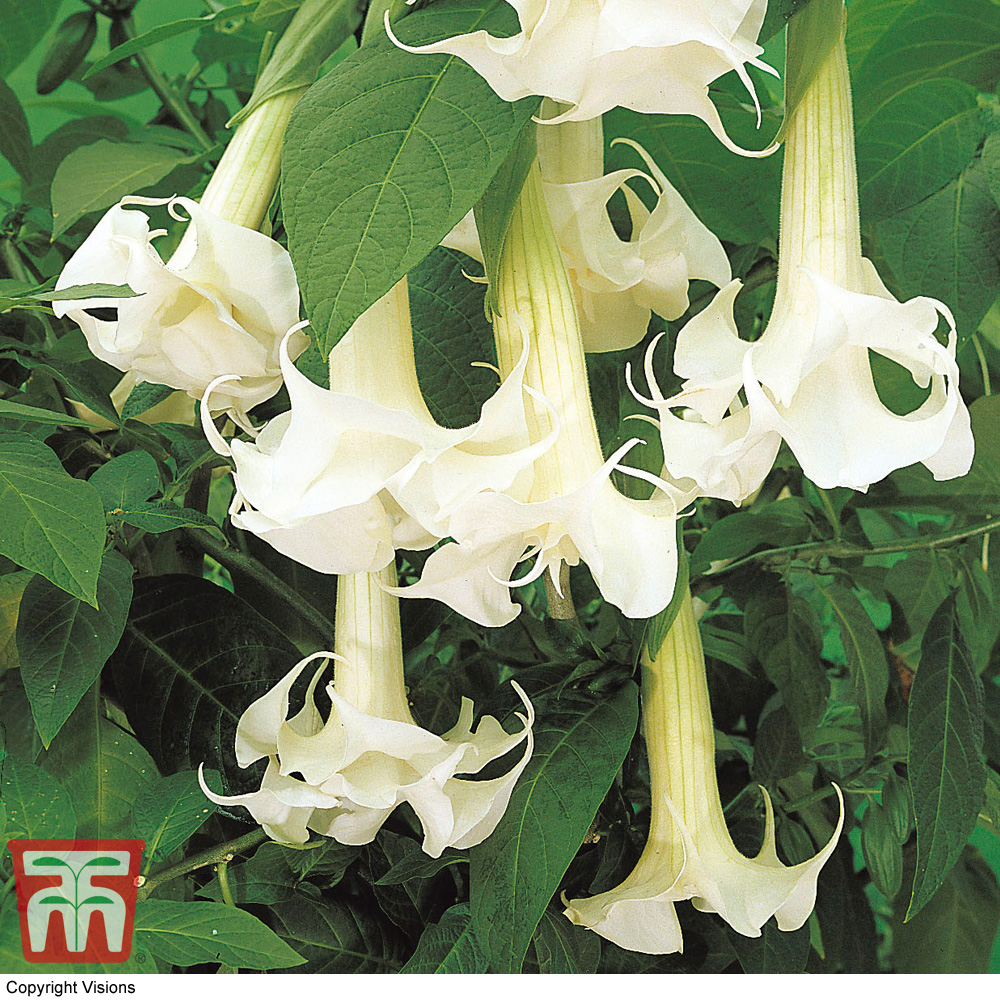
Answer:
[861,802,903,898]
[894,845,1000,972]
[282,0,538,355]
[42,685,157,839]
[875,156,1000,343]
[857,79,984,223]
[907,592,986,920]
[0,80,30,177]
[811,579,888,757]
[469,683,639,972]
[134,899,305,970]
[1,756,76,844]
[532,909,600,974]
[120,382,176,421]
[18,550,133,747]
[5,354,119,424]
[849,0,1000,124]
[745,590,829,737]
[51,141,200,238]
[605,97,782,246]
[411,246,497,429]
[885,550,954,651]
[0,399,88,428]
[109,575,300,792]
[270,897,405,973]
[0,432,105,605]
[89,451,160,512]
[978,769,1000,837]
[400,904,488,974]
[374,847,466,885]
[198,843,304,905]
[130,770,218,862]
[0,0,62,78]
[728,921,811,973]
[280,838,359,880]
[30,283,141,302]
[752,706,808,784]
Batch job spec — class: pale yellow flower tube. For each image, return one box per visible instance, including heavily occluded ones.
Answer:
[564,589,843,954]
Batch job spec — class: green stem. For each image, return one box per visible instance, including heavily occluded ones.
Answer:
[701,515,1000,577]
[180,527,335,644]
[120,16,214,152]
[136,829,266,902]
[972,332,992,398]
[815,487,842,540]
[216,860,236,907]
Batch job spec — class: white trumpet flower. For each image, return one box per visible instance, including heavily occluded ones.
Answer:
[201,280,551,575]
[563,589,843,953]
[201,567,534,856]
[445,113,731,353]
[392,156,696,627]
[388,0,777,156]
[54,92,307,426]
[638,5,973,502]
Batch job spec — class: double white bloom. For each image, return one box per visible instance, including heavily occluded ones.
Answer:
[389,0,776,155]
[202,567,534,856]
[203,279,550,576]
[637,12,973,501]
[446,112,731,353]
[564,590,843,953]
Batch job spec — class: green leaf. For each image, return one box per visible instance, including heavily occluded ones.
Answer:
[120,382,176,422]
[907,592,986,920]
[728,921,811,973]
[0,399,89,428]
[849,0,1000,124]
[51,141,200,238]
[89,451,160,512]
[0,432,105,605]
[374,846,466,885]
[861,802,903,898]
[282,0,539,355]
[0,569,29,671]
[410,246,497,429]
[469,683,639,972]
[110,501,219,534]
[857,79,984,223]
[0,80,31,177]
[108,575,300,793]
[0,0,62,78]
[35,282,141,303]
[745,590,829,737]
[875,156,1000,343]
[977,768,1000,837]
[811,579,888,757]
[270,897,405,973]
[17,550,133,747]
[134,899,306,970]
[1,756,76,844]
[532,909,600,974]
[400,903,488,974]
[885,550,955,651]
[41,685,157,839]
[130,770,218,862]
[5,354,119,425]
[894,845,1000,972]
[198,842,303,905]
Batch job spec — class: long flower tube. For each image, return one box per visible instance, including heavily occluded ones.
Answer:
[200,564,535,856]
[53,77,309,425]
[636,2,974,501]
[563,589,843,953]
[388,0,778,156]
[202,278,551,575]
[445,109,731,353]
[390,155,696,627]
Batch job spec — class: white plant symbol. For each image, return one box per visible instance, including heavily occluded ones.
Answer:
[23,850,130,953]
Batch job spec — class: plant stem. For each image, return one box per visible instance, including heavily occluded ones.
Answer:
[120,16,214,152]
[702,515,1000,577]
[136,829,266,902]
[180,527,335,643]
[216,860,236,907]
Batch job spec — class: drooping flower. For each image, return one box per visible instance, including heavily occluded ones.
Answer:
[636,3,973,502]
[201,279,551,575]
[445,111,731,353]
[563,589,843,953]
[391,154,696,627]
[387,0,777,155]
[55,195,304,427]
[201,566,534,856]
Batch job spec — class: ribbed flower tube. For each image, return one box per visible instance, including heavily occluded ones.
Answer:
[564,590,844,954]
[640,0,973,500]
